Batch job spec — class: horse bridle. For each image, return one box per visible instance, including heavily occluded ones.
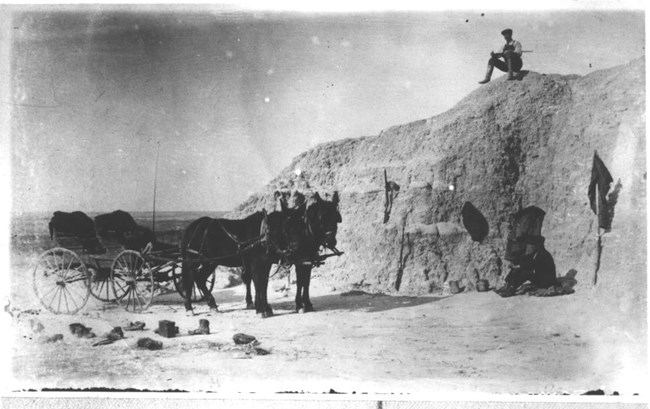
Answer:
[302,211,342,257]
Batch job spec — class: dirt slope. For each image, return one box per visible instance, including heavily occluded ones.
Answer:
[237,57,646,317]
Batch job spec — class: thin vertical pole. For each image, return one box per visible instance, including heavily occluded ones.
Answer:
[593,186,601,285]
[152,141,161,234]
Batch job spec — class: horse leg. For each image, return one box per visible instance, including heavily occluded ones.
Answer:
[197,263,218,311]
[294,264,305,312]
[241,264,254,310]
[296,264,314,313]
[181,258,196,313]
[251,258,273,318]
[301,265,314,312]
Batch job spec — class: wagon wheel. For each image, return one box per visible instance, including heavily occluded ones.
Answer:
[172,264,216,302]
[88,267,118,302]
[111,250,154,313]
[32,247,90,314]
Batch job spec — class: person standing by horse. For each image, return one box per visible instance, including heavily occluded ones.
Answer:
[478,28,523,84]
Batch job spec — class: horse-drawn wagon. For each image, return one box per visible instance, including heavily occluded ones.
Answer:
[32,222,215,315]
[32,191,344,317]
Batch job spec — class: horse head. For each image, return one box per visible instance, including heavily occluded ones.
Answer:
[304,191,342,250]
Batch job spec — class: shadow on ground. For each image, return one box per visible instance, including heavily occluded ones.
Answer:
[272,291,448,314]
[120,287,447,316]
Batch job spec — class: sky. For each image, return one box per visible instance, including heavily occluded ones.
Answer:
[2,3,646,214]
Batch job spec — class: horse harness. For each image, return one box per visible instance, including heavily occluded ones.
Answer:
[185,211,342,267]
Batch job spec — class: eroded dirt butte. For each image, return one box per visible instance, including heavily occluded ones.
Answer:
[238,58,646,315]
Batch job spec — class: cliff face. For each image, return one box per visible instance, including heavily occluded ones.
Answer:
[236,58,646,311]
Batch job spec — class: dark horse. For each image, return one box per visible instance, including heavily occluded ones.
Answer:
[180,191,342,317]
[278,191,342,313]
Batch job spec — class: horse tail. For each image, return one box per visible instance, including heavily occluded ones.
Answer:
[179,218,209,310]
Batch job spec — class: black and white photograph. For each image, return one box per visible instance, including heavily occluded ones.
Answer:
[0,1,646,401]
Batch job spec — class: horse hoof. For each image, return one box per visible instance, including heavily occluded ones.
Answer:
[246,303,255,310]
[298,308,305,314]
[304,305,314,313]
[210,306,219,313]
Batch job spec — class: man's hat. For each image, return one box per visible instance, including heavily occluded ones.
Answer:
[501,28,513,36]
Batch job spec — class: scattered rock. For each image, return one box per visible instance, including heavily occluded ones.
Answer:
[107,327,125,340]
[30,319,45,333]
[124,321,146,331]
[449,280,463,294]
[69,323,96,338]
[188,319,210,335]
[252,347,270,356]
[136,337,163,350]
[233,333,256,345]
[476,279,490,292]
[40,334,63,343]
[92,327,125,347]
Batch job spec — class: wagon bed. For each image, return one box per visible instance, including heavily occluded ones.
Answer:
[31,230,216,315]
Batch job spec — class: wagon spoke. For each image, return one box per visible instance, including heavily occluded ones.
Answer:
[94,279,105,296]
[56,285,63,312]
[66,285,84,308]
[53,255,65,279]
[117,259,128,276]
[46,286,61,310]
[117,281,129,297]
[68,287,81,312]
[134,288,143,310]
[123,285,132,308]
[44,257,57,274]
[114,279,128,299]
[57,254,68,280]
[39,283,58,302]
[104,279,112,300]
[100,279,109,300]
[129,284,136,310]
[61,285,71,314]
[129,286,137,311]
[66,268,85,284]
[64,253,76,279]
[48,254,61,277]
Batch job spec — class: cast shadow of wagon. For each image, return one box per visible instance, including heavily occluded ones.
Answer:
[273,290,448,314]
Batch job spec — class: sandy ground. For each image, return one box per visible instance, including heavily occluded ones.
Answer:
[5,259,648,396]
